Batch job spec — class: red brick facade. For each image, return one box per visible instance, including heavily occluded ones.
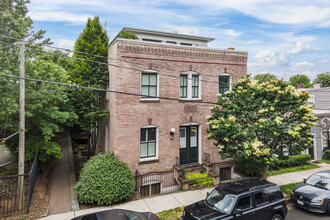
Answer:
[106,39,248,175]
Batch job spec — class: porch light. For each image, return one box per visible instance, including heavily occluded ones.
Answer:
[170,128,176,136]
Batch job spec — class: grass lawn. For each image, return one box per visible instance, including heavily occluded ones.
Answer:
[280,181,303,196]
[267,163,319,176]
[156,207,184,220]
[320,160,330,164]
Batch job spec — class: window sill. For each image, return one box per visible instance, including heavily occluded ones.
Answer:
[179,98,202,103]
[138,159,159,165]
[140,99,160,103]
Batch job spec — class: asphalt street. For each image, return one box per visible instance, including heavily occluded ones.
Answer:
[287,204,330,219]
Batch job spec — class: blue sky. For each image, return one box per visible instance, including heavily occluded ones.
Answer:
[28,0,330,80]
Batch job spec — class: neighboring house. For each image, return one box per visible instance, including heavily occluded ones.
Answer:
[302,85,330,160]
[100,27,248,196]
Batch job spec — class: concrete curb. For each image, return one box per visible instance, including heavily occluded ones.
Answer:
[67,129,80,211]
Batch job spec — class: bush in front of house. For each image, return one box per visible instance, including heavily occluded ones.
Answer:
[323,150,330,160]
[185,172,214,187]
[234,155,263,176]
[267,154,311,171]
[235,154,311,176]
[75,153,135,206]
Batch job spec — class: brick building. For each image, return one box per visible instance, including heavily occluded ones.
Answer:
[101,27,248,196]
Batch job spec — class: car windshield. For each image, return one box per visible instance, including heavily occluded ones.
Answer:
[306,174,330,190]
[206,188,235,214]
[123,210,148,220]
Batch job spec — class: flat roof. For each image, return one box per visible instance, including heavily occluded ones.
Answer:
[110,27,215,46]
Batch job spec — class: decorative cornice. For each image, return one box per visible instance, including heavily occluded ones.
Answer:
[116,40,248,63]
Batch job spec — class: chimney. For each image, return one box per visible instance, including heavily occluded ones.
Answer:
[227,47,235,50]
[313,84,322,89]
[297,84,304,89]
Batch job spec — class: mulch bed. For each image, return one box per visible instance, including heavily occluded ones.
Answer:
[7,171,51,220]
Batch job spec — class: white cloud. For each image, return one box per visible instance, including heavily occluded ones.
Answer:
[57,39,75,50]
[318,59,328,64]
[288,41,311,55]
[241,40,262,44]
[29,11,92,25]
[290,61,315,71]
[224,29,241,37]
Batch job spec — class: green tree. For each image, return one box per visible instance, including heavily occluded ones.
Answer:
[289,74,313,88]
[207,76,317,179]
[69,16,109,152]
[313,72,330,88]
[0,0,71,166]
[253,73,277,83]
[3,55,77,167]
[118,30,138,40]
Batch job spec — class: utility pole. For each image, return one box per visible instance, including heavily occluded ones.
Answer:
[18,39,25,211]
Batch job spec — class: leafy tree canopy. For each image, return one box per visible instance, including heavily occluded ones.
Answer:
[69,16,109,153]
[289,74,313,88]
[118,31,138,40]
[207,76,317,177]
[253,73,277,83]
[313,72,330,88]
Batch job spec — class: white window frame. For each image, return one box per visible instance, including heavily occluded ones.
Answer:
[141,70,159,100]
[139,125,159,162]
[219,73,232,96]
[180,71,201,100]
[322,129,330,151]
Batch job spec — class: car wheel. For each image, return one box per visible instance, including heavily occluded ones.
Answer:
[271,213,283,220]
[326,203,330,216]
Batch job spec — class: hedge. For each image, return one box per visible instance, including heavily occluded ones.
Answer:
[267,154,311,171]
[323,150,330,160]
[75,153,135,206]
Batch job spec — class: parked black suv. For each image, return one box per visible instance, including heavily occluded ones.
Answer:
[181,178,287,220]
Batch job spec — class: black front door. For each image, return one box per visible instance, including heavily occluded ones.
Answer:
[179,126,198,165]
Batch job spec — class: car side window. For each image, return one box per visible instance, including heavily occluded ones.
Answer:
[236,195,253,211]
[267,188,283,201]
[254,191,268,206]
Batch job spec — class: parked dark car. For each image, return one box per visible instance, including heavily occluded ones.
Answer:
[71,209,160,220]
[181,178,287,220]
[291,170,330,215]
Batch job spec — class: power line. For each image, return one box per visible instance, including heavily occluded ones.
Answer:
[0,73,218,105]
[0,35,236,84]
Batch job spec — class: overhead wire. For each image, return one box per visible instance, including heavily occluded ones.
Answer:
[0,73,218,105]
[0,35,239,85]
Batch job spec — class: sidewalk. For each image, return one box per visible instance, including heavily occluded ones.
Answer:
[48,134,72,215]
[39,162,330,220]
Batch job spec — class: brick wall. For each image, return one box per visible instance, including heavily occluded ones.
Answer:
[107,39,248,174]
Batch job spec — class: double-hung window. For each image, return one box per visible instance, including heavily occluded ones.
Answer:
[180,72,200,99]
[140,127,157,159]
[141,72,158,98]
[219,74,231,97]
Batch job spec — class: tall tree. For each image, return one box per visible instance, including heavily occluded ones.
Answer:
[253,73,277,83]
[289,74,313,88]
[69,16,109,152]
[207,76,317,179]
[0,0,75,166]
[313,72,330,88]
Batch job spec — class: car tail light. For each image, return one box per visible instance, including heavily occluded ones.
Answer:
[285,198,287,207]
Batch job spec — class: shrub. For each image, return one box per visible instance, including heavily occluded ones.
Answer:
[267,154,311,171]
[323,150,330,160]
[234,156,262,176]
[75,153,135,205]
[185,172,214,187]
